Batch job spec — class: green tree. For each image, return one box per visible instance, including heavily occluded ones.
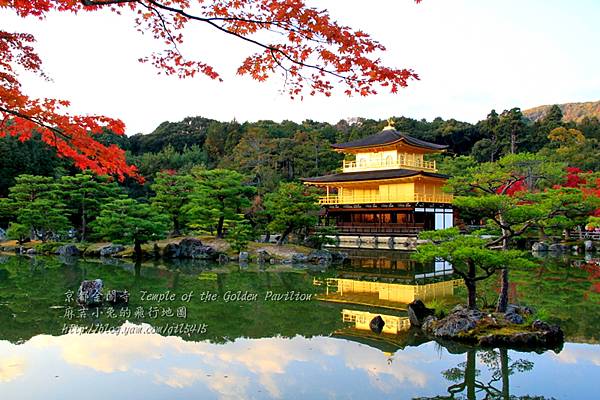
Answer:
[223,128,279,194]
[539,127,600,171]
[541,104,564,130]
[6,222,30,245]
[184,168,255,238]
[17,199,70,241]
[91,199,170,259]
[0,133,71,197]
[151,171,195,236]
[128,144,208,178]
[5,175,69,241]
[472,110,500,162]
[264,182,320,245]
[413,228,535,309]
[59,173,122,241]
[498,107,527,155]
[448,153,599,311]
[204,122,228,167]
[225,219,254,254]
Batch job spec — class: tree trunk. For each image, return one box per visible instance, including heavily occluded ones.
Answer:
[510,129,516,154]
[277,225,294,246]
[134,260,141,281]
[466,259,477,309]
[496,267,509,312]
[216,215,225,238]
[466,279,477,310]
[466,350,476,400]
[264,231,271,243]
[500,348,510,400]
[172,217,181,237]
[134,239,142,260]
[81,205,87,242]
[496,219,510,313]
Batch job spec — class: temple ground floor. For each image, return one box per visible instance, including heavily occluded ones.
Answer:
[321,203,455,236]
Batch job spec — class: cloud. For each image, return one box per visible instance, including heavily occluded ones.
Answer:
[0,356,26,383]
[2,323,437,398]
[551,345,600,366]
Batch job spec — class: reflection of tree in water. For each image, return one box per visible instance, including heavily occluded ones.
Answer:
[415,348,555,400]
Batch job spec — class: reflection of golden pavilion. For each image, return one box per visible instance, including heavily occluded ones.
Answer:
[314,277,462,308]
[340,248,454,283]
[342,309,410,334]
[302,120,454,235]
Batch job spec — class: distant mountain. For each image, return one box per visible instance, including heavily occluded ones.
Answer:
[523,100,600,122]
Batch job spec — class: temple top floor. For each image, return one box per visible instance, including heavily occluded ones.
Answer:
[331,123,448,173]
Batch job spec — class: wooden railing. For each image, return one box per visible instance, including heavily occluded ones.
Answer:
[319,192,453,205]
[342,158,437,172]
[332,223,424,235]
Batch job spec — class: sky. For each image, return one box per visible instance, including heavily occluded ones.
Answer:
[2,0,600,135]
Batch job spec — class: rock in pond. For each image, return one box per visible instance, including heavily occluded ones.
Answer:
[504,312,524,324]
[100,244,125,257]
[426,305,483,338]
[369,315,385,334]
[532,242,548,252]
[256,250,270,264]
[163,238,216,259]
[407,299,435,327]
[291,253,309,263]
[330,251,348,264]
[479,319,564,349]
[548,243,569,253]
[163,242,181,258]
[77,279,103,306]
[56,244,80,257]
[307,250,333,264]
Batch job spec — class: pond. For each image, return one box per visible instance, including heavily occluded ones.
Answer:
[0,251,599,399]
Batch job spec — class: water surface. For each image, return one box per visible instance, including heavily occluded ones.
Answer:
[0,252,598,399]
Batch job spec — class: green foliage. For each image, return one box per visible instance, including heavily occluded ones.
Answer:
[437,155,478,178]
[587,216,600,229]
[58,173,122,241]
[5,175,70,241]
[127,144,208,179]
[425,298,452,319]
[449,153,569,243]
[225,219,254,253]
[264,182,320,245]
[128,116,215,154]
[524,307,551,325]
[184,168,255,238]
[414,228,536,309]
[0,133,71,197]
[6,222,29,244]
[91,199,170,253]
[151,171,195,235]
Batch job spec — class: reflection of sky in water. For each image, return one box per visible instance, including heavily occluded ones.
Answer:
[1,324,599,399]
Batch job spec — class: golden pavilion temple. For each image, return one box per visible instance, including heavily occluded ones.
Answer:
[302,120,454,235]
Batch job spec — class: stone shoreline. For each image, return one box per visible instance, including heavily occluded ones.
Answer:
[0,237,347,266]
[409,301,564,351]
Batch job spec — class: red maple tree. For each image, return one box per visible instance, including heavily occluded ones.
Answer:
[1,0,422,178]
[497,167,600,216]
